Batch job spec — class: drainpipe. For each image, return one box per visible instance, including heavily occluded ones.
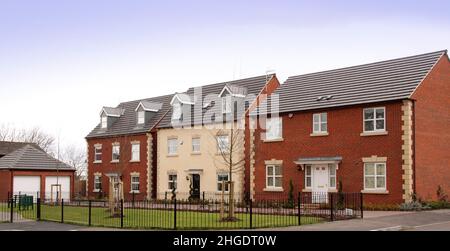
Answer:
[412,100,417,196]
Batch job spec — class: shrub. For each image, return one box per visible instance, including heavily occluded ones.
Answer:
[399,201,431,211]
[425,201,450,210]
[437,186,448,202]
[364,203,401,211]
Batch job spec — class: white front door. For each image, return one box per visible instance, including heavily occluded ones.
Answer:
[312,165,329,203]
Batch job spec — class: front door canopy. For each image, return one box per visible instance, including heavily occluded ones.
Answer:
[294,156,342,170]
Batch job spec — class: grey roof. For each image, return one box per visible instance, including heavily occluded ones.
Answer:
[138,101,163,111]
[158,74,275,128]
[0,144,74,171]
[86,94,174,139]
[271,50,447,114]
[101,107,124,117]
[0,141,41,157]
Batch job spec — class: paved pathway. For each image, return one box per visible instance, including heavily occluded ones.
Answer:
[260,209,450,231]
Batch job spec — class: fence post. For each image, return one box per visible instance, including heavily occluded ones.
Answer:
[132,192,135,208]
[298,192,301,226]
[120,199,124,229]
[173,198,177,230]
[88,200,92,226]
[360,193,364,219]
[202,192,205,209]
[61,199,64,223]
[37,198,41,221]
[330,193,334,222]
[249,196,253,229]
[10,198,14,223]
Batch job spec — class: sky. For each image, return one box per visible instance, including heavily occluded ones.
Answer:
[0,0,449,149]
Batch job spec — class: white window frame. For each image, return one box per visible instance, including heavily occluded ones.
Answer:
[266,117,283,140]
[329,164,337,189]
[217,135,230,153]
[363,107,386,132]
[222,96,232,114]
[112,144,120,162]
[137,111,145,124]
[305,165,312,189]
[168,174,177,191]
[130,175,140,193]
[131,142,140,162]
[192,137,201,153]
[94,175,102,192]
[101,115,107,129]
[266,165,282,189]
[217,173,229,192]
[94,145,102,163]
[168,138,178,155]
[313,113,328,133]
[172,103,182,120]
[364,162,387,190]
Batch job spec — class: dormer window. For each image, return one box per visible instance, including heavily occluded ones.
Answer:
[222,96,232,114]
[101,115,107,129]
[137,111,145,124]
[172,103,182,120]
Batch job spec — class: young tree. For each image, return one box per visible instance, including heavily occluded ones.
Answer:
[61,145,87,198]
[215,125,246,221]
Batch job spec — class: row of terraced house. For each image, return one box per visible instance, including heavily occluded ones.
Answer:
[86,50,450,205]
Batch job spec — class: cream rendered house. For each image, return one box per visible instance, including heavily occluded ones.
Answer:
[156,75,280,200]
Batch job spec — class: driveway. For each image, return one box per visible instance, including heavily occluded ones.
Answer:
[261,209,450,231]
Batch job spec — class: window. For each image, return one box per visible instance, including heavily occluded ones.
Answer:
[137,111,145,124]
[266,165,282,189]
[101,116,107,129]
[305,165,312,188]
[217,173,229,192]
[192,137,200,153]
[94,145,102,163]
[168,175,177,190]
[112,144,120,162]
[222,96,232,114]
[168,138,178,155]
[172,103,182,120]
[329,164,336,188]
[364,107,385,132]
[364,163,386,190]
[217,135,229,153]
[266,117,283,140]
[94,175,102,191]
[131,143,140,161]
[131,176,140,192]
[313,113,328,133]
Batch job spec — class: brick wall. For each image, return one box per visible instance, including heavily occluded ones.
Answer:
[87,133,149,200]
[412,55,450,201]
[252,101,405,204]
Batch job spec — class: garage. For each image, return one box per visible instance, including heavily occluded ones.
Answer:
[45,176,71,201]
[0,142,75,200]
[13,176,41,197]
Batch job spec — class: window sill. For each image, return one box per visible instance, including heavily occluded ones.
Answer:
[93,161,102,164]
[129,160,140,163]
[167,154,179,158]
[263,188,284,192]
[360,131,388,137]
[310,132,329,137]
[129,191,140,194]
[361,190,389,194]
[263,138,284,143]
[110,160,120,163]
[93,190,101,193]
[191,152,201,156]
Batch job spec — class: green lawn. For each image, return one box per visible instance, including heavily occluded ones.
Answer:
[1,203,323,229]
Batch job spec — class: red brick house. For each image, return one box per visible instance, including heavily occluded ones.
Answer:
[248,50,449,205]
[0,142,75,201]
[85,95,173,200]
